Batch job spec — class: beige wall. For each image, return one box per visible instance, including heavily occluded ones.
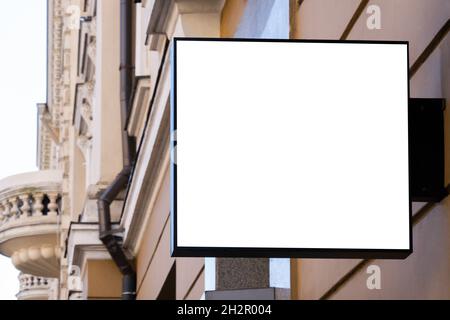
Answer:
[86,260,122,299]
[135,167,205,300]
[176,258,205,300]
[91,0,123,185]
[293,0,450,300]
[296,0,361,39]
[135,169,174,299]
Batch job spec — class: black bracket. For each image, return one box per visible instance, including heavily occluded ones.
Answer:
[409,98,447,202]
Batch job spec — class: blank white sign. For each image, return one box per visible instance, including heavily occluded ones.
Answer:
[172,39,410,258]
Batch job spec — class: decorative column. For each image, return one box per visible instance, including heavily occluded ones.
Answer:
[10,197,19,220]
[19,194,31,219]
[33,193,44,217]
[47,193,59,217]
[2,200,11,219]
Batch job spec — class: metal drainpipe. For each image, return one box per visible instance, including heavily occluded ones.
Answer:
[97,0,136,300]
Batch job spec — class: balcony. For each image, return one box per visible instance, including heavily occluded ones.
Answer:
[0,170,63,277]
[16,273,57,300]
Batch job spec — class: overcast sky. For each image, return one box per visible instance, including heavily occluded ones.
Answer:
[0,0,47,300]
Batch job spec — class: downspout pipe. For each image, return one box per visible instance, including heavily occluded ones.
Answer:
[97,0,136,300]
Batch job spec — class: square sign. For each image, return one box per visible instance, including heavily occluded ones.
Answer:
[171,38,411,259]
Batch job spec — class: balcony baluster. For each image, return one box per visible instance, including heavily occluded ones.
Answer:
[19,194,31,219]
[32,193,44,217]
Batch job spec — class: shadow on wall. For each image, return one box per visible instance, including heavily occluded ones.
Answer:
[234,0,289,39]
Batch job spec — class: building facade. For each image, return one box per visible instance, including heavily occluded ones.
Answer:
[0,0,448,300]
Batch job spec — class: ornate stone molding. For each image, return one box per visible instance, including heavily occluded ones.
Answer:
[146,0,225,49]
[74,0,97,163]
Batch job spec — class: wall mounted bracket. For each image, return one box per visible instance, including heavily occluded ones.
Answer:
[409,98,447,202]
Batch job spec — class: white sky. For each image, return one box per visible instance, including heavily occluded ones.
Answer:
[0,0,47,300]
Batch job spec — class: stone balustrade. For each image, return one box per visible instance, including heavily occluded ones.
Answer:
[19,273,51,291]
[0,170,63,278]
[0,191,60,227]
[16,273,57,300]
